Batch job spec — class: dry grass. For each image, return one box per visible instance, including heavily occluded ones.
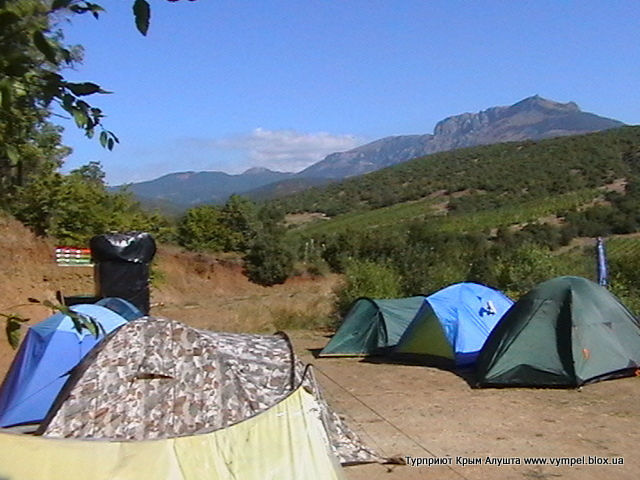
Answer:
[0,215,94,377]
[0,219,342,378]
[151,244,340,333]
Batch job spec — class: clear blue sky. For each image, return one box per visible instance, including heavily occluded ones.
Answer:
[57,0,640,185]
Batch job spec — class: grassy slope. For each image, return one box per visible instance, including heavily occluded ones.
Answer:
[281,127,640,242]
[280,126,640,232]
[291,188,599,238]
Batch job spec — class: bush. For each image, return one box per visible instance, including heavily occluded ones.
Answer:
[335,259,402,316]
[494,243,559,298]
[244,234,294,286]
[177,205,235,252]
[608,248,640,314]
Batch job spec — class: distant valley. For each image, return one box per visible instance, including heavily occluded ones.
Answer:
[114,95,625,211]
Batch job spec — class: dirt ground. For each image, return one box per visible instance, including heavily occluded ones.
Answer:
[288,331,640,480]
[1,217,639,480]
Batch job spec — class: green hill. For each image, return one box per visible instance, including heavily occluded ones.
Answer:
[278,126,640,306]
[278,127,640,216]
[277,126,640,220]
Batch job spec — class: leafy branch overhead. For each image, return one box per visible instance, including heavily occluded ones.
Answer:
[1,298,106,350]
[1,312,29,350]
[1,0,196,152]
[39,299,105,337]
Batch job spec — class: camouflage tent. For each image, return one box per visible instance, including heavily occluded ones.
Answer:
[1,386,346,480]
[39,317,382,466]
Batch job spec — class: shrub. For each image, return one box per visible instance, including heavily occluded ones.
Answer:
[335,259,402,316]
[244,234,294,286]
[494,243,559,298]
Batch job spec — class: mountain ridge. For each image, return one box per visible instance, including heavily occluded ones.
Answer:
[116,95,625,209]
[297,95,624,179]
[111,168,294,208]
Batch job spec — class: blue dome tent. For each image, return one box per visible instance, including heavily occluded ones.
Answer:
[95,297,143,321]
[0,303,131,428]
[394,283,513,366]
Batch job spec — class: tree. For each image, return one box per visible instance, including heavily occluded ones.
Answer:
[220,195,259,251]
[0,1,71,205]
[10,160,168,243]
[1,0,196,180]
[334,259,402,316]
[1,0,202,213]
[177,205,235,252]
[0,0,117,163]
[244,235,294,287]
[494,243,559,299]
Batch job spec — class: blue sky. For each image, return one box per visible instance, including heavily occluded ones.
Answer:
[57,0,640,185]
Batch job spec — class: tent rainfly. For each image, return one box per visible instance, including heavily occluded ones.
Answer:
[0,385,346,480]
[0,303,134,428]
[319,296,426,357]
[476,276,640,387]
[37,317,383,468]
[394,282,513,366]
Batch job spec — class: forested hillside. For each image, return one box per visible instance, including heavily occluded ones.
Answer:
[276,126,640,313]
[276,126,640,216]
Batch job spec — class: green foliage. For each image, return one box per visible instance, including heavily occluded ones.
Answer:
[295,238,330,277]
[395,231,478,295]
[39,298,105,336]
[605,237,640,314]
[2,296,106,349]
[0,0,117,152]
[277,127,640,223]
[9,161,170,243]
[149,262,167,288]
[1,312,29,349]
[0,0,188,154]
[176,197,299,286]
[493,243,560,299]
[177,196,260,253]
[244,234,294,286]
[291,188,597,240]
[0,0,190,250]
[335,259,403,316]
[132,0,151,35]
[274,128,640,301]
[177,205,234,252]
[221,194,260,251]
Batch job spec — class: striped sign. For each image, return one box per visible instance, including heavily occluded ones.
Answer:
[55,247,93,267]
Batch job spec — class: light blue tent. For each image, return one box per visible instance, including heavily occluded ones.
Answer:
[394,283,513,366]
[0,304,132,428]
[95,297,144,321]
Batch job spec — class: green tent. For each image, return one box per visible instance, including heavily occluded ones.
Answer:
[319,296,426,356]
[476,276,640,387]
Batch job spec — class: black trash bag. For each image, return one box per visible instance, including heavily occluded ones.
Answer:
[90,232,156,314]
[94,262,151,315]
[90,232,156,264]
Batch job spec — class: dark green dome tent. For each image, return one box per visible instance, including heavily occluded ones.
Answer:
[476,276,640,387]
[319,296,426,356]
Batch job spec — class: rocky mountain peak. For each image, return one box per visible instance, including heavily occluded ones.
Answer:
[301,95,624,180]
[509,95,580,113]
